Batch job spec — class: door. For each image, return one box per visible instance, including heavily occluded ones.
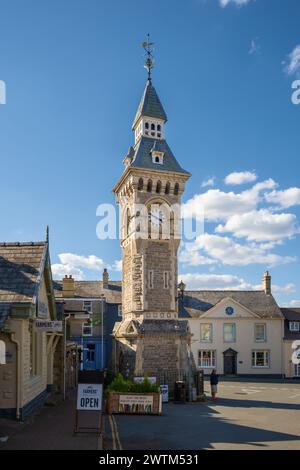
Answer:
[223,349,237,375]
[83,343,96,370]
[294,364,300,377]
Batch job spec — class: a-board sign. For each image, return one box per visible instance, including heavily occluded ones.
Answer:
[160,385,169,403]
[76,383,103,411]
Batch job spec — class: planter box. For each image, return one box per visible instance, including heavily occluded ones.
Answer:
[106,392,162,415]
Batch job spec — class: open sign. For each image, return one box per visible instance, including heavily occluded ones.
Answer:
[76,383,103,411]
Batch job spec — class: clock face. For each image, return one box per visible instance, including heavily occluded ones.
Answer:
[148,208,166,228]
[226,306,234,316]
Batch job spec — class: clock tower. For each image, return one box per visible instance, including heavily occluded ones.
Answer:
[112,40,192,385]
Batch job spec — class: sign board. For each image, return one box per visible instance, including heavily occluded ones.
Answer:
[160,385,169,403]
[34,320,63,332]
[134,376,156,385]
[119,394,154,414]
[76,383,103,411]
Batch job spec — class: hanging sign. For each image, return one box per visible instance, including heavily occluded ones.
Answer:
[34,320,63,332]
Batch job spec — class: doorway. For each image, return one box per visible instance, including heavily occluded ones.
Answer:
[223,348,237,375]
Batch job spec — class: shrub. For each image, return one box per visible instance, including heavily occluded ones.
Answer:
[107,373,159,393]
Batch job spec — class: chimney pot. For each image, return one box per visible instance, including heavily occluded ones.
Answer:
[62,274,75,298]
[263,271,271,295]
[103,268,109,289]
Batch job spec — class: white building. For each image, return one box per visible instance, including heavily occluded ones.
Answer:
[180,272,284,377]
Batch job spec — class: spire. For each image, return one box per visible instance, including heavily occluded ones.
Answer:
[46,225,49,244]
[132,81,167,129]
[132,36,167,130]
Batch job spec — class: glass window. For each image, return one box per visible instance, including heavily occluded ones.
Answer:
[200,324,213,342]
[82,322,93,336]
[255,324,266,342]
[145,122,149,129]
[223,323,236,343]
[174,183,179,195]
[151,123,155,130]
[198,350,216,368]
[157,124,161,132]
[83,300,92,314]
[290,322,300,332]
[252,350,270,368]
[86,344,95,362]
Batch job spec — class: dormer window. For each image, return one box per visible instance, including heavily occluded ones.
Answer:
[152,151,164,165]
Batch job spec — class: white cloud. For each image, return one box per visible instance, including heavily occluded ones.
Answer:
[220,0,252,7]
[249,38,260,55]
[272,283,296,295]
[201,177,215,188]
[112,259,122,271]
[264,188,300,210]
[182,179,276,222]
[216,209,300,242]
[51,263,84,280]
[284,45,300,76]
[181,233,296,267]
[283,299,300,307]
[180,272,295,293]
[180,273,253,290]
[225,171,257,185]
[58,253,105,271]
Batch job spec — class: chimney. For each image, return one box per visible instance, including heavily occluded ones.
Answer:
[103,268,109,289]
[263,271,271,295]
[62,275,75,298]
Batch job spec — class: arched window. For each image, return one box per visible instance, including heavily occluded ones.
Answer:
[174,183,179,195]
[165,182,170,195]
[145,122,149,129]
[147,179,153,192]
[156,181,162,194]
[151,123,155,131]
[157,124,161,132]
[155,156,160,163]
[138,178,143,191]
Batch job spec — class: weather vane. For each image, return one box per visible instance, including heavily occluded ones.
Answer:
[142,34,155,82]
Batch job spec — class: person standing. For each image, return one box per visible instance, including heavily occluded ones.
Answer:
[210,369,219,401]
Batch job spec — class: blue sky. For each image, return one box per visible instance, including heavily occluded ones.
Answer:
[0,0,300,306]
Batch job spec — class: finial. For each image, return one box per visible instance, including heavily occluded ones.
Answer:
[46,225,49,243]
[142,34,155,82]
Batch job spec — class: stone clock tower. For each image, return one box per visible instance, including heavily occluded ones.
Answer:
[112,40,192,385]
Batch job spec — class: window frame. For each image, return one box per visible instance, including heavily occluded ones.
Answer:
[223,323,236,343]
[83,300,93,314]
[252,350,270,368]
[148,270,154,289]
[254,323,267,342]
[289,321,300,332]
[198,350,216,368]
[200,323,213,343]
[82,321,93,337]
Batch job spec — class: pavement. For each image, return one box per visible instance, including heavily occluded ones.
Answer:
[105,379,300,450]
[0,392,103,450]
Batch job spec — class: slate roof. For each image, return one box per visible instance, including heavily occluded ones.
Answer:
[0,242,47,328]
[179,290,282,319]
[132,80,167,128]
[130,136,190,175]
[53,280,122,304]
[281,308,300,340]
